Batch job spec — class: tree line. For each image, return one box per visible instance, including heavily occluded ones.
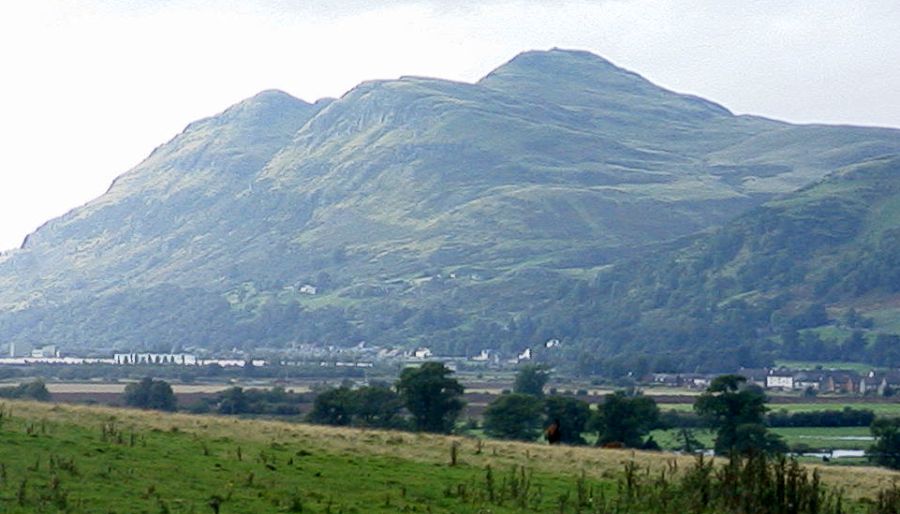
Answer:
[482,370,786,455]
[115,366,900,471]
[307,362,464,433]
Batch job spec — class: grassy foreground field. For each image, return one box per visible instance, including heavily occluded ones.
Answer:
[2,401,900,513]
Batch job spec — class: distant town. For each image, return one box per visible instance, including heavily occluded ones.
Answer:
[2,340,896,397]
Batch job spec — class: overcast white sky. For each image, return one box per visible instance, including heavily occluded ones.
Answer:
[1,0,898,251]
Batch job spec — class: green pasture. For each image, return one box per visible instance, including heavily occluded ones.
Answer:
[651,426,873,453]
[649,428,716,449]
[660,401,900,416]
[771,426,872,451]
[766,403,900,416]
[0,402,612,513]
[773,360,874,373]
[869,308,900,334]
[4,401,900,513]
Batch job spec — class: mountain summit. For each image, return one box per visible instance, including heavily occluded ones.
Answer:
[481,49,731,121]
[1,49,899,360]
[481,48,637,86]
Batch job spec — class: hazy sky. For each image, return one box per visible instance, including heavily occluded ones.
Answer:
[1,0,898,251]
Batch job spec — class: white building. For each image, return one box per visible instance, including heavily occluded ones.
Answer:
[30,345,58,358]
[198,359,265,367]
[766,374,795,390]
[471,349,492,361]
[114,353,198,365]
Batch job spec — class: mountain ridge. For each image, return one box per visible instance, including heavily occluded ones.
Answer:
[1,48,899,362]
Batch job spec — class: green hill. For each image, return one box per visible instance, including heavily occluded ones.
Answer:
[546,156,900,375]
[1,48,899,358]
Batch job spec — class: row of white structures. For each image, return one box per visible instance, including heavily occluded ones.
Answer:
[0,354,264,367]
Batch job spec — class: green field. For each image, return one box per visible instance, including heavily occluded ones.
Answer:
[660,401,900,416]
[3,401,900,512]
[0,402,616,513]
[767,403,900,416]
[869,308,900,334]
[651,426,872,453]
[772,426,872,451]
[649,427,716,449]
[773,360,874,373]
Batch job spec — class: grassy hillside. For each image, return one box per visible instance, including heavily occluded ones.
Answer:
[544,156,900,374]
[1,401,606,513]
[2,400,900,513]
[1,49,899,358]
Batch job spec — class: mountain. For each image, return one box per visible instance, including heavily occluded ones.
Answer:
[544,155,900,375]
[1,48,899,359]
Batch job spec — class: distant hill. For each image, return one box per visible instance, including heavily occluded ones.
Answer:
[544,156,900,375]
[0,48,899,360]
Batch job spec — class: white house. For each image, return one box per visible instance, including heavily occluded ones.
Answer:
[471,349,492,361]
[766,373,795,390]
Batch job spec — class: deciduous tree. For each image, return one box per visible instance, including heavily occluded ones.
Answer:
[0,380,51,401]
[694,374,782,454]
[353,385,404,429]
[216,386,248,415]
[397,362,464,433]
[543,395,591,444]
[513,364,550,397]
[307,386,355,426]
[483,393,544,441]
[124,377,176,411]
[590,390,659,448]
[868,417,900,469]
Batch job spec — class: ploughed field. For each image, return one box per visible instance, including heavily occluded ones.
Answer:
[1,401,900,513]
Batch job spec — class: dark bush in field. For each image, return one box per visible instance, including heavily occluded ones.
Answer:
[768,407,875,428]
[0,380,51,401]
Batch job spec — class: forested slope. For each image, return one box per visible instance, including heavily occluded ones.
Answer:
[545,156,900,375]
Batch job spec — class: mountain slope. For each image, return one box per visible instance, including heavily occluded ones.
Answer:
[547,156,900,375]
[2,91,330,300]
[1,49,899,357]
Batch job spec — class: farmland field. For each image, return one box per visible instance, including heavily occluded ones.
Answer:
[1,400,900,513]
[652,427,874,452]
[772,426,872,450]
[0,401,610,513]
[766,403,900,416]
[660,401,900,416]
